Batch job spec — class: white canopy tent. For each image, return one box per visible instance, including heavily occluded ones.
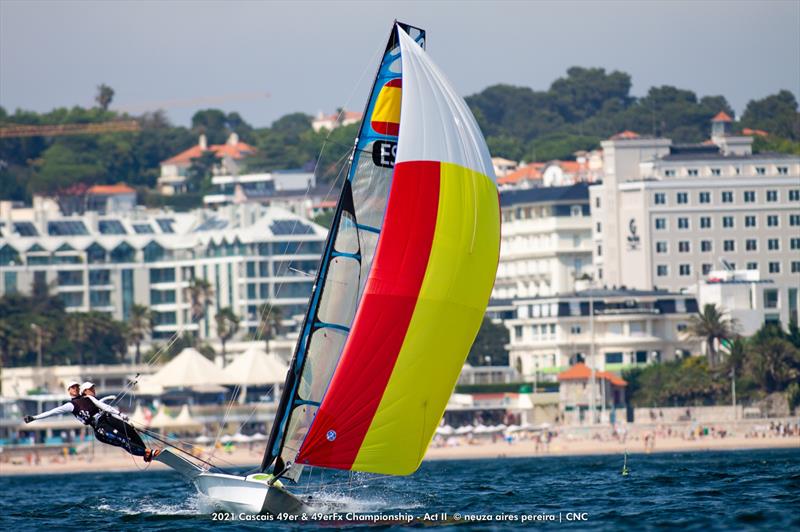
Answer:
[219,344,288,402]
[147,348,221,389]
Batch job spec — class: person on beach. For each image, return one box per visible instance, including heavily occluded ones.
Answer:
[24,381,160,462]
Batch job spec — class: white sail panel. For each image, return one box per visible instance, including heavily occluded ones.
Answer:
[395,28,495,180]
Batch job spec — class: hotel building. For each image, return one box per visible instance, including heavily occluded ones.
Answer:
[591,116,800,326]
[494,183,593,300]
[0,203,325,341]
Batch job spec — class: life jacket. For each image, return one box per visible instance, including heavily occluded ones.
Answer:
[71,396,100,426]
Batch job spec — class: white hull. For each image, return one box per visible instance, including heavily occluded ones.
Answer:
[156,449,309,515]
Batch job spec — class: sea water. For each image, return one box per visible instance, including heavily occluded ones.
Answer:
[1,448,798,530]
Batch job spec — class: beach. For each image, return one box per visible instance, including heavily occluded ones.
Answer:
[2,429,797,477]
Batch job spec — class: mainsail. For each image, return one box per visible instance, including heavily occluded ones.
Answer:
[262,22,500,478]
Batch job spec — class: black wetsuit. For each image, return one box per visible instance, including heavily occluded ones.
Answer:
[71,397,147,457]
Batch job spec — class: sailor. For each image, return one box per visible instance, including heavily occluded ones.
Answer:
[79,381,160,462]
[23,381,82,423]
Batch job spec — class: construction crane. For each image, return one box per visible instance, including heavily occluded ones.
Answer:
[0,120,140,139]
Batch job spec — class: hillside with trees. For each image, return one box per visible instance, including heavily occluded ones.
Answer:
[1,68,798,206]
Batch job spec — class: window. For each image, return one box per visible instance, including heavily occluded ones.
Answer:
[89,269,110,285]
[687,169,698,177]
[679,241,690,253]
[57,270,83,286]
[697,217,710,229]
[636,351,648,363]
[665,169,676,177]
[701,240,712,252]
[597,245,602,257]
[656,242,668,253]
[595,197,601,208]
[790,214,800,226]
[654,192,666,205]
[679,264,691,276]
[744,191,756,202]
[769,262,781,274]
[768,238,780,251]
[777,167,788,175]
[747,262,758,270]
[596,222,602,233]
[571,205,582,217]
[767,215,779,227]
[677,192,688,204]
[149,267,175,283]
[150,289,175,304]
[745,215,757,228]
[711,168,721,176]
[766,190,778,202]
[789,190,800,201]
[763,289,779,309]
[724,240,735,252]
[678,217,689,229]
[755,167,766,175]
[791,237,800,250]
[722,191,733,203]
[605,352,623,364]
[699,192,710,203]
[655,218,666,230]
[746,239,758,251]
[657,265,668,276]
[570,325,582,335]
[723,216,734,228]
[702,264,712,275]
[792,261,800,273]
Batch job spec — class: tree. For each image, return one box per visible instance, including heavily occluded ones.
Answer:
[184,278,214,343]
[746,336,800,393]
[128,304,153,364]
[215,307,240,367]
[257,304,282,352]
[740,90,800,140]
[685,304,737,367]
[467,317,509,366]
[95,84,115,111]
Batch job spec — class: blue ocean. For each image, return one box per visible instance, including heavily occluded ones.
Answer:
[1,448,798,530]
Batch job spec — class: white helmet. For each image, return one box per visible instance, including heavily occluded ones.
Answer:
[66,381,80,390]
[79,381,96,394]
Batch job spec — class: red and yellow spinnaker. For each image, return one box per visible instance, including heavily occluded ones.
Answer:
[294,26,500,475]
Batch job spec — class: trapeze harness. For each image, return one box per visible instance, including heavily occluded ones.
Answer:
[71,396,147,457]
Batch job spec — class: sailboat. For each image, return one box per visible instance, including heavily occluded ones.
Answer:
[156,21,501,515]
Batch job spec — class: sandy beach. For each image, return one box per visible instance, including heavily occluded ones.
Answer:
[2,432,797,477]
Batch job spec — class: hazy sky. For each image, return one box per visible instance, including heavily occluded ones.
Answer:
[1,0,798,128]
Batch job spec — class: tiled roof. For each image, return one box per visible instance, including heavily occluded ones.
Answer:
[611,130,640,140]
[161,141,256,166]
[712,111,733,122]
[498,163,544,184]
[557,363,627,387]
[87,184,136,195]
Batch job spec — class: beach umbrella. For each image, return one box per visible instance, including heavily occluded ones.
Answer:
[232,433,252,443]
[149,348,222,388]
[436,425,455,436]
[195,435,212,444]
[250,432,268,441]
[455,425,474,435]
[220,434,233,444]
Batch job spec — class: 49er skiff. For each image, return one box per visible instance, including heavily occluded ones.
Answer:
[157,21,500,515]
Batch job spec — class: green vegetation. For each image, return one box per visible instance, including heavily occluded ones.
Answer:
[624,321,800,408]
[2,69,796,204]
[467,317,509,366]
[0,292,127,367]
[466,67,799,161]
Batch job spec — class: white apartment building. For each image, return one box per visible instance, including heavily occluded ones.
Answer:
[0,203,325,340]
[494,183,593,300]
[505,289,700,382]
[591,118,800,327]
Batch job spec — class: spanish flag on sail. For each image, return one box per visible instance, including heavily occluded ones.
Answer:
[370,79,402,136]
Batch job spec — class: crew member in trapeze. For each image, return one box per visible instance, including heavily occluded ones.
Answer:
[24,381,160,462]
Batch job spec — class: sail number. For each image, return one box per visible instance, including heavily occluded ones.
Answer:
[372,140,397,168]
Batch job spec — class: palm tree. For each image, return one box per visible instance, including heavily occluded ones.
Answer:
[127,304,153,365]
[685,304,737,367]
[185,278,214,342]
[215,307,240,368]
[257,303,282,353]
